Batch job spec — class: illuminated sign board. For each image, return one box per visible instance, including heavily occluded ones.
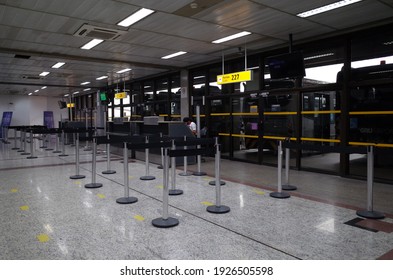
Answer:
[217,70,252,85]
[115,92,127,99]
[67,103,75,108]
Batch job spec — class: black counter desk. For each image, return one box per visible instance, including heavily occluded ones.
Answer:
[107,121,196,165]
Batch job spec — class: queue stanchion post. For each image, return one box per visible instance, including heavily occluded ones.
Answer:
[282,139,297,191]
[193,104,207,176]
[209,137,226,186]
[53,131,61,153]
[17,129,24,152]
[26,130,37,159]
[58,130,68,157]
[152,147,179,228]
[20,130,30,155]
[207,142,230,214]
[70,132,86,179]
[11,128,19,150]
[179,135,193,176]
[356,145,385,219]
[270,141,290,199]
[84,138,103,189]
[102,134,116,174]
[45,134,54,151]
[116,142,138,204]
[169,139,183,196]
[157,133,164,169]
[140,136,155,180]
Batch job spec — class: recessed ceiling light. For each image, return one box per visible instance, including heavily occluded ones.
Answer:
[52,62,65,68]
[41,86,47,89]
[116,68,131,74]
[81,81,90,85]
[297,0,363,18]
[73,91,79,95]
[117,8,155,27]
[34,90,39,92]
[39,71,50,76]
[81,39,104,50]
[161,51,187,59]
[28,92,33,96]
[64,94,69,97]
[96,75,108,80]
[212,31,251,44]
[83,88,91,91]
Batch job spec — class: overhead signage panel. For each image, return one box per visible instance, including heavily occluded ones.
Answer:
[115,92,127,99]
[217,70,252,85]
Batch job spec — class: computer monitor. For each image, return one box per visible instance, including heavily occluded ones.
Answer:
[267,52,306,79]
[58,101,67,109]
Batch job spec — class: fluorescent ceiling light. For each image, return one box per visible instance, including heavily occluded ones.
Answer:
[117,8,155,27]
[81,39,104,50]
[64,94,69,97]
[83,88,91,91]
[304,53,335,60]
[297,0,363,18]
[161,51,187,59]
[116,68,131,74]
[73,91,79,95]
[28,92,33,96]
[383,41,393,46]
[52,62,65,68]
[41,86,47,89]
[212,31,251,44]
[39,71,50,76]
[34,90,39,92]
[81,81,90,85]
[96,75,108,80]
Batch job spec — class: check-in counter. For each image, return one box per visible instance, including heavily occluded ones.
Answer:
[107,117,196,165]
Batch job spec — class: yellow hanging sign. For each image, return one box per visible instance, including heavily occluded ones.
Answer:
[115,92,127,99]
[67,103,75,108]
[217,70,252,85]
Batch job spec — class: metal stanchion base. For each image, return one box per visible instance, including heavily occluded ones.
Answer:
[27,156,38,159]
[21,152,30,155]
[102,170,116,174]
[85,183,103,189]
[193,171,207,176]
[58,154,69,157]
[17,150,24,153]
[209,180,226,186]
[11,147,19,150]
[116,197,138,204]
[70,175,86,179]
[152,217,179,228]
[356,210,385,219]
[39,146,47,149]
[282,184,297,191]
[169,189,183,196]
[207,205,230,214]
[179,171,193,176]
[45,148,54,151]
[270,191,290,199]
[140,175,156,180]
[53,150,62,153]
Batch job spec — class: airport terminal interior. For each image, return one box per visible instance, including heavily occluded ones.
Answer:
[1,0,393,260]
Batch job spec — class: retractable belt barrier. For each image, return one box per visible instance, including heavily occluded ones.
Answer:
[274,140,384,219]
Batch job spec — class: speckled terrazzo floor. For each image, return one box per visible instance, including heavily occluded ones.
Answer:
[1,139,393,260]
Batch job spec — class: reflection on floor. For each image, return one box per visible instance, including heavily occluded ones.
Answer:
[1,141,393,260]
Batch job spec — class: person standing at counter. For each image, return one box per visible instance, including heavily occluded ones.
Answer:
[183,117,197,135]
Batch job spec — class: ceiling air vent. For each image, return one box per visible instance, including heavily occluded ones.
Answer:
[74,24,126,40]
